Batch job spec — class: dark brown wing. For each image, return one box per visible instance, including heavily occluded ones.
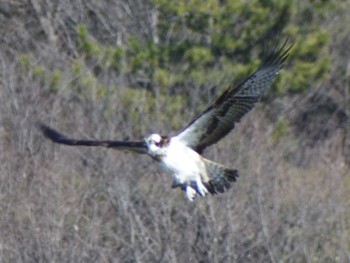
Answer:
[174,39,293,153]
[39,124,148,154]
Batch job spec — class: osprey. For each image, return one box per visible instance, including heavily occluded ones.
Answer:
[40,40,292,201]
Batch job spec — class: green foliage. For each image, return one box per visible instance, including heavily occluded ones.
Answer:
[276,30,330,94]
[18,54,31,73]
[33,65,46,77]
[297,30,329,59]
[184,46,213,66]
[128,37,161,73]
[18,54,48,86]
[154,68,172,88]
[49,69,62,93]
[151,0,332,98]
[19,54,46,77]
[68,58,108,100]
[35,1,334,125]
[103,47,124,72]
[272,118,290,144]
[77,24,100,59]
[159,93,187,129]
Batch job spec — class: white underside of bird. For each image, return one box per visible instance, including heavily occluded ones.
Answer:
[154,136,209,200]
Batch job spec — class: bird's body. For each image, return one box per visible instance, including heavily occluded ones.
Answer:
[155,136,209,200]
[40,39,293,201]
[160,138,203,185]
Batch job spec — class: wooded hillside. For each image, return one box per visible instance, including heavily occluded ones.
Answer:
[0,0,349,262]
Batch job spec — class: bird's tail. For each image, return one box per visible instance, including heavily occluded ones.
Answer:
[202,159,239,195]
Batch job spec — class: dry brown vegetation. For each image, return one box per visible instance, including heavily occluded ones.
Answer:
[0,1,349,262]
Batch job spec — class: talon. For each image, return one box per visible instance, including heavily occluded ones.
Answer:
[197,181,208,197]
[186,186,196,201]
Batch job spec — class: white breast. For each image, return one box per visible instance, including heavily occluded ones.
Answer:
[161,137,202,184]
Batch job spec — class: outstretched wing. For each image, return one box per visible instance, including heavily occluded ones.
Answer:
[175,39,293,153]
[39,124,148,154]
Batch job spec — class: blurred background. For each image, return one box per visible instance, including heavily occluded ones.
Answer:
[0,0,349,262]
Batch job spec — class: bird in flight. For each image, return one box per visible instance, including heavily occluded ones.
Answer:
[40,40,292,201]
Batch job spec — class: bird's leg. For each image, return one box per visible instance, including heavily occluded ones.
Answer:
[185,186,197,201]
[188,179,208,197]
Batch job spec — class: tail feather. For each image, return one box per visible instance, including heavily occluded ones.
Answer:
[202,159,239,195]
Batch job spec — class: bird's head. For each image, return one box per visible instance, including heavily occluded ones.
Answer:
[144,134,169,158]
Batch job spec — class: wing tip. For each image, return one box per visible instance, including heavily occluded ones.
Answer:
[37,122,67,143]
[263,37,294,68]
